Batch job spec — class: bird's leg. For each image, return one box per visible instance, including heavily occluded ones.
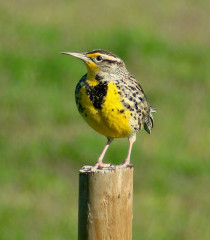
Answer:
[118,135,136,168]
[92,138,113,170]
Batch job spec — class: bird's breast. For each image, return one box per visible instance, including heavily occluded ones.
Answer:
[75,79,132,138]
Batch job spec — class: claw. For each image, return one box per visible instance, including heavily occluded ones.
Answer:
[91,162,112,171]
[116,163,133,169]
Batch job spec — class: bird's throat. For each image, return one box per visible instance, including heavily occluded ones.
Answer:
[86,65,100,87]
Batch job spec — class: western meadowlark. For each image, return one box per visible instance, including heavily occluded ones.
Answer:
[62,49,156,170]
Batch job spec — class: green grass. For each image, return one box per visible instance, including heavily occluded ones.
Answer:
[0,0,209,239]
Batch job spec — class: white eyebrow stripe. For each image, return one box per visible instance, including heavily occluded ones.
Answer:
[100,54,121,62]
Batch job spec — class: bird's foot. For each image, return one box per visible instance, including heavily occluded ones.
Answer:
[116,160,133,169]
[81,165,93,171]
[91,162,113,171]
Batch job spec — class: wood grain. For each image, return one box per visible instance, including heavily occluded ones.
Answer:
[78,166,133,240]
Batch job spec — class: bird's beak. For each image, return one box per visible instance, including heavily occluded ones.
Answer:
[61,52,90,62]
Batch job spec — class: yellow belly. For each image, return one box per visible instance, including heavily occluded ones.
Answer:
[79,82,132,138]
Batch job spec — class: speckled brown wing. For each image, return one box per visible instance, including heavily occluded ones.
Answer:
[114,75,154,133]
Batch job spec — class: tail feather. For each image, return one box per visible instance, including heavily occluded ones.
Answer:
[150,107,157,113]
[144,106,157,134]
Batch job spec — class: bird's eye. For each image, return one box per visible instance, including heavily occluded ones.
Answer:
[96,56,102,62]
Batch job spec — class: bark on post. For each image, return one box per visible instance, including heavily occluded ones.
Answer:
[78,166,133,240]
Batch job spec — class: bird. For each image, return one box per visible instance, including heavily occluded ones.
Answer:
[61,49,156,170]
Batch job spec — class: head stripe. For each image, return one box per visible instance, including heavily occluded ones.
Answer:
[86,53,101,58]
[86,50,122,63]
[86,49,118,58]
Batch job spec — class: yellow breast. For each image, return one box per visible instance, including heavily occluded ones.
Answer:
[78,81,132,138]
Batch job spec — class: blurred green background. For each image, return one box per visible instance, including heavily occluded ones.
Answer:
[0,0,209,239]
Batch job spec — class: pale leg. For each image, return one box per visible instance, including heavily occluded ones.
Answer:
[118,134,136,168]
[92,138,113,170]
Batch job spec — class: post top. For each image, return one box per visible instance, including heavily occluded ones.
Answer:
[79,165,134,174]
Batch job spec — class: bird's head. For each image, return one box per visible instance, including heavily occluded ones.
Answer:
[61,49,126,77]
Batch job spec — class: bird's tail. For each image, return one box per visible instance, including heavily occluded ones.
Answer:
[144,106,157,134]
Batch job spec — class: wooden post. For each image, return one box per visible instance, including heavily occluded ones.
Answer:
[78,166,133,240]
